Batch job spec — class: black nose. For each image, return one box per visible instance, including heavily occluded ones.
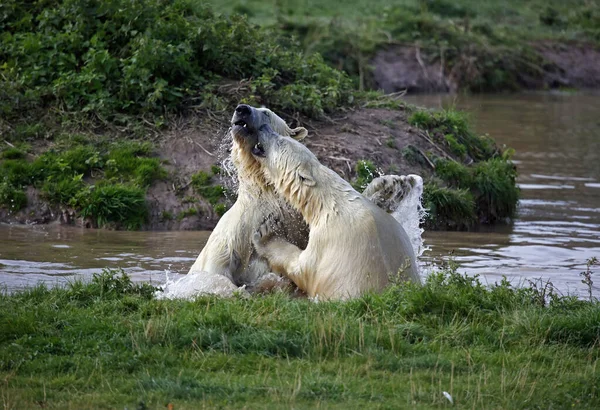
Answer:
[235,104,251,116]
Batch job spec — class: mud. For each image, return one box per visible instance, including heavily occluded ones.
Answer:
[536,41,600,89]
[372,42,600,93]
[0,108,442,230]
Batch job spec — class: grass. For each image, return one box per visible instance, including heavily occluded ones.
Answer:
[0,0,526,230]
[210,0,599,91]
[0,138,165,229]
[0,0,354,126]
[352,159,378,191]
[0,266,598,408]
[422,182,476,229]
[190,170,229,215]
[407,108,518,228]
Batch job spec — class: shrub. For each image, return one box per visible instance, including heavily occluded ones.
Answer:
[0,147,26,160]
[0,0,355,123]
[472,157,519,222]
[41,174,85,205]
[423,182,475,229]
[409,109,496,161]
[433,157,519,224]
[353,160,377,190]
[79,184,148,230]
[0,181,27,211]
[191,171,226,205]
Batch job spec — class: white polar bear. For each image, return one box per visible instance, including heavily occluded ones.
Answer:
[162,105,309,298]
[163,105,422,299]
[249,124,421,300]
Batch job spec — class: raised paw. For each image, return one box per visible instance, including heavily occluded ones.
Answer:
[253,216,284,247]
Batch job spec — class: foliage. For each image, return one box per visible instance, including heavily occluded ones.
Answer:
[422,182,475,229]
[0,181,27,211]
[581,257,599,303]
[433,156,519,224]
[79,183,148,230]
[352,159,378,190]
[0,147,26,160]
[0,0,355,125]
[0,138,165,228]
[0,266,598,408]
[191,170,226,206]
[408,108,518,227]
[408,109,496,162]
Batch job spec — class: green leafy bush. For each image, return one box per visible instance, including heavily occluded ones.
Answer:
[79,184,148,230]
[0,0,354,123]
[0,147,26,160]
[422,182,475,229]
[41,174,85,205]
[353,159,377,190]
[191,170,226,205]
[0,181,27,211]
[408,109,496,161]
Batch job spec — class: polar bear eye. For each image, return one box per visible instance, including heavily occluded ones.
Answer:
[262,112,270,117]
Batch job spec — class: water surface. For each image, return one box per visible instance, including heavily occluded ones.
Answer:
[406,92,600,297]
[1,92,599,297]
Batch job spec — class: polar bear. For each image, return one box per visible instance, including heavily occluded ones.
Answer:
[180,105,309,297]
[166,105,421,299]
[249,124,420,300]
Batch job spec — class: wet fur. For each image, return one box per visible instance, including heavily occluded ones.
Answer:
[252,127,420,300]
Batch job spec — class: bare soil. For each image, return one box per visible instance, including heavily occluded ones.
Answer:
[372,42,600,93]
[0,107,445,230]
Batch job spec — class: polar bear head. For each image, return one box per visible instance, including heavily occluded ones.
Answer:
[249,124,350,225]
[231,104,307,142]
[230,105,308,189]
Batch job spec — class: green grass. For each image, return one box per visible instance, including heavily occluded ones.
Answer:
[407,109,518,228]
[0,0,354,126]
[208,0,599,91]
[190,170,229,215]
[1,266,598,408]
[78,183,148,230]
[422,182,476,229]
[0,138,165,229]
[352,159,378,191]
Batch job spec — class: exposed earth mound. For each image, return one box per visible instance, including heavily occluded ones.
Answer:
[0,107,443,230]
[372,42,600,93]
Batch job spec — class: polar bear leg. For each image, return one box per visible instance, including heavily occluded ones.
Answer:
[252,219,303,279]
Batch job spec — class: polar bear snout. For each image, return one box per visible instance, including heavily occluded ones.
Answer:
[235,104,251,116]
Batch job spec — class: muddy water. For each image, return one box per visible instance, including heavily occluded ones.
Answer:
[0,225,207,291]
[1,92,599,297]
[406,92,600,297]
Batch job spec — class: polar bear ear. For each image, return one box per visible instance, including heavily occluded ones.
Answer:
[297,166,316,187]
[290,127,308,141]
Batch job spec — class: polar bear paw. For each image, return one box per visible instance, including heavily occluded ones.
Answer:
[362,174,417,213]
[253,216,285,247]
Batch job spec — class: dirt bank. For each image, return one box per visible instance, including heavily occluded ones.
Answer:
[0,107,444,230]
[150,107,442,230]
[372,42,600,93]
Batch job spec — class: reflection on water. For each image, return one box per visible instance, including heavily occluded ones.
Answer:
[406,92,600,297]
[1,92,599,297]
[0,225,206,291]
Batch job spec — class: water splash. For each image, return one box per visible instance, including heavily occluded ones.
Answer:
[216,128,239,201]
[389,174,428,259]
[156,268,244,299]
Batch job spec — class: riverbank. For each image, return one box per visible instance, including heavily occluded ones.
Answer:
[2,0,575,231]
[0,104,518,231]
[1,267,598,408]
[211,0,600,92]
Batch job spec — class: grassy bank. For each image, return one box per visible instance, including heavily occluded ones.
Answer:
[1,267,599,408]
[211,0,600,91]
[0,0,521,230]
